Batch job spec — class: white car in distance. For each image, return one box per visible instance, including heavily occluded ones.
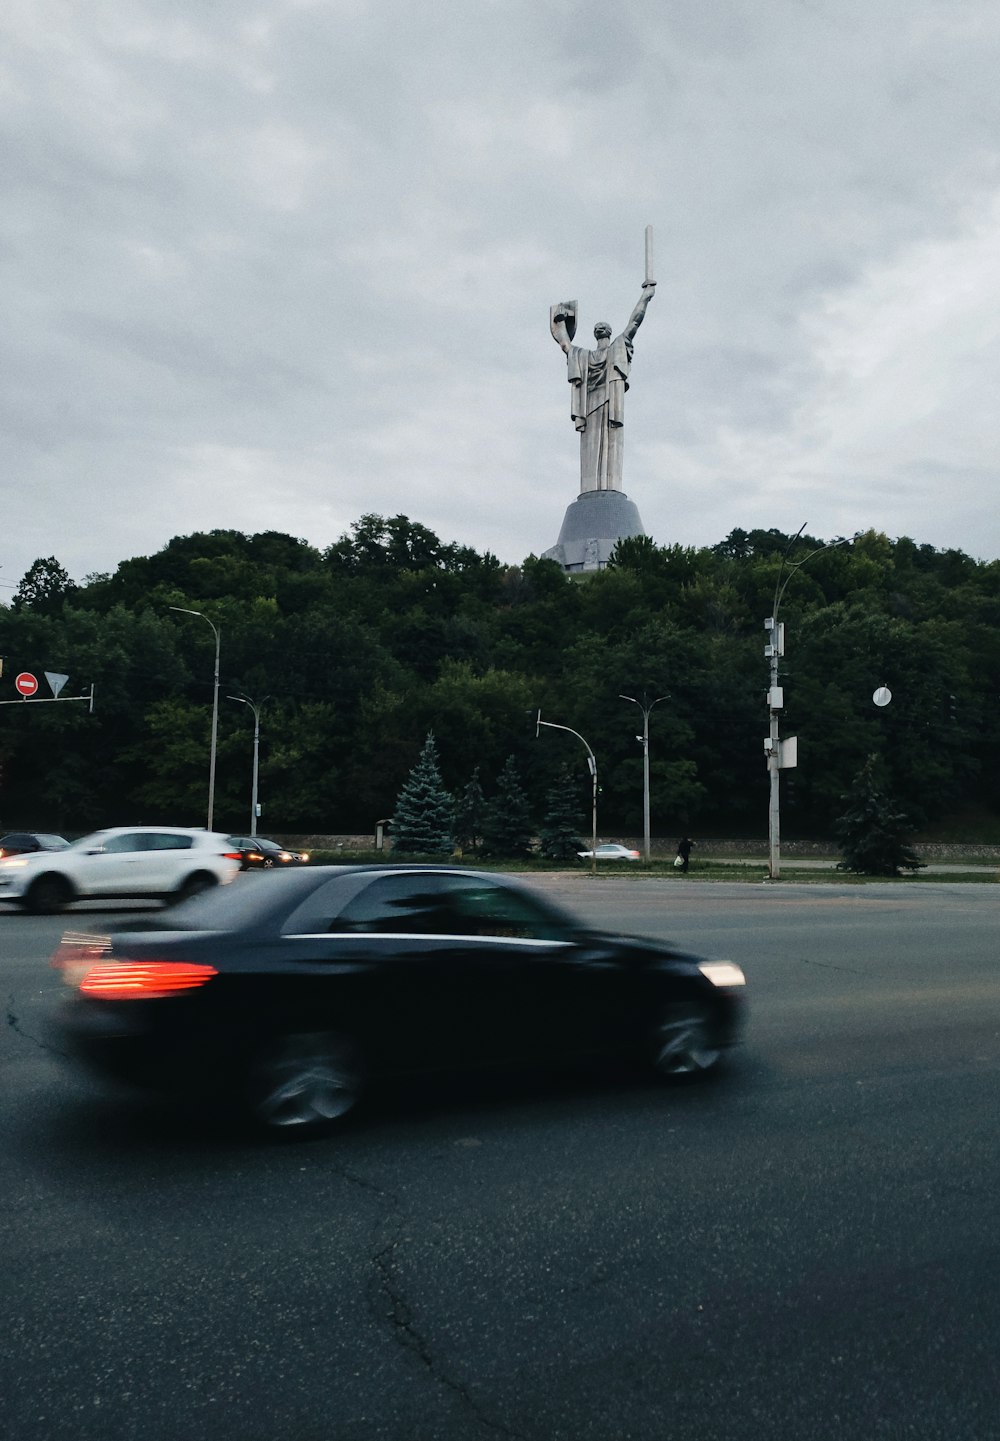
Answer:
[577,843,642,862]
[0,826,243,914]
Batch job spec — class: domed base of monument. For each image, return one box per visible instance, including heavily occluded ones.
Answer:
[541,489,646,573]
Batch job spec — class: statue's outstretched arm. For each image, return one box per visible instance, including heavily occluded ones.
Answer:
[623,281,656,342]
[550,301,577,354]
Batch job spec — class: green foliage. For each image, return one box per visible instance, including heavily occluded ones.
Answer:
[2,518,999,839]
[481,756,534,859]
[12,557,77,615]
[538,766,585,861]
[454,767,485,854]
[834,756,925,875]
[391,732,454,856]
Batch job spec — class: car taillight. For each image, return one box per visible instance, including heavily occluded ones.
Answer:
[52,932,113,987]
[77,961,218,1000]
[223,851,243,861]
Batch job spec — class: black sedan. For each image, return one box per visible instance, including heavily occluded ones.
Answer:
[53,866,747,1134]
[0,830,69,859]
[227,836,310,869]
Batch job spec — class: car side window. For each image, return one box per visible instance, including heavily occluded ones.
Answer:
[444,881,571,941]
[101,833,146,854]
[144,833,194,851]
[333,875,571,941]
[334,874,464,935]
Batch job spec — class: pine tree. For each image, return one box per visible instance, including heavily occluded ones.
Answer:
[480,755,534,859]
[538,765,585,861]
[454,767,485,855]
[834,756,925,876]
[391,732,455,855]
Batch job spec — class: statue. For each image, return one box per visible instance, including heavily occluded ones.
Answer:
[550,233,656,494]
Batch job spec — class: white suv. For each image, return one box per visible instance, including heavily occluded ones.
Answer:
[0,826,243,914]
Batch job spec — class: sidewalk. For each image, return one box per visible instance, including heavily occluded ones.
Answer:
[703,855,998,874]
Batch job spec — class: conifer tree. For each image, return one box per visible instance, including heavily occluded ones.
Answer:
[538,765,585,861]
[454,767,485,855]
[834,756,925,876]
[391,732,455,855]
[480,755,534,859]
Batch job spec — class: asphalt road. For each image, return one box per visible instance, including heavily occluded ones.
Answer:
[3,879,1000,1441]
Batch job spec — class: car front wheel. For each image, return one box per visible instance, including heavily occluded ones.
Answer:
[247,1032,365,1133]
[648,1002,721,1078]
[24,874,73,915]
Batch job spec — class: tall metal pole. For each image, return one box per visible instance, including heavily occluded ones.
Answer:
[620,693,668,862]
[766,633,782,880]
[228,694,264,835]
[536,711,598,874]
[171,607,221,831]
[765,527,855,880]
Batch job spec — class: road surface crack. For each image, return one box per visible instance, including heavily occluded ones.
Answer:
[6,995,67,1057]
[799,957,862,975]
[372,1230,527,1439]
[334,1161,526,1439]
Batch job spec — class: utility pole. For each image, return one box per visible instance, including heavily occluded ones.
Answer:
[765,525,854,880]
[764,616,787,880]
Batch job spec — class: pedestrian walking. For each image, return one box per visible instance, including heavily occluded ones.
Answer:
[676,836,695,873]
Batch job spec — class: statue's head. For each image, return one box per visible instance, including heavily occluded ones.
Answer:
[594,322,612,341]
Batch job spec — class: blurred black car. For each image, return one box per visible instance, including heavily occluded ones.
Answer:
[227,836,310,869]
[0,831,69,859]
[53,866,747,1134]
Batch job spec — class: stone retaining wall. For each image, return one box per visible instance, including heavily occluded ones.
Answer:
[276,834,1000,861]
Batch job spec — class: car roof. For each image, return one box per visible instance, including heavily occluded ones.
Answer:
[112,864,577,935]
[85,825,227,837]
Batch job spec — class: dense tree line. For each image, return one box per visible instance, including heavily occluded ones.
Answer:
[1,517,998,840]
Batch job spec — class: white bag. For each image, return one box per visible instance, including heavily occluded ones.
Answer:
[674,855,683,868]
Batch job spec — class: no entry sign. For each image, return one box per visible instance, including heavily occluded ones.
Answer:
[15,672,39,697]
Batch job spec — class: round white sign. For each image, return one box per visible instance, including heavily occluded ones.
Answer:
[872,686,892,707]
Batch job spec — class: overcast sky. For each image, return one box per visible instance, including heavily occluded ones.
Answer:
[3,0,1000,597]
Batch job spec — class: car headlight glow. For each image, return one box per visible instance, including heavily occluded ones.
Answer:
[698,961,746,987]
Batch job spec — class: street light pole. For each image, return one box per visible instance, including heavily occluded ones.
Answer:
[619,693,668,862]
[228,694,265,836]
[764,526,854,880]
[170,607,221,831]
[535,710,598,874]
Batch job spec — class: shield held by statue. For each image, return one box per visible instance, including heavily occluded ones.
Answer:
[550,300,578,342]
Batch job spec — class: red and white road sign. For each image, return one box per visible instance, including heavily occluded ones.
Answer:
[15,672,39,697]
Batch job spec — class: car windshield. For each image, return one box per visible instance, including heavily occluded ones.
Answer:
[35,834,70,849]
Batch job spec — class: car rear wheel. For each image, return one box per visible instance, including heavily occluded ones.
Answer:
[171,872,217,905]
[24,874,73,915]
[648,1002,721,1078]
[247,1032,365,1133]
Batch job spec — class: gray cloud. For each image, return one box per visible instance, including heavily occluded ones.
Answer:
[3,0,1000,600]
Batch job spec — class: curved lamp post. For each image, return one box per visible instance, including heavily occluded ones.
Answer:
[170,606,221,831]
[228,693,266,836]
[535,709,598,874]
[619,692,669,862]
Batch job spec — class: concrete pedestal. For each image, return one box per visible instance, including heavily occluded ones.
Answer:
[541,489,646,573]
